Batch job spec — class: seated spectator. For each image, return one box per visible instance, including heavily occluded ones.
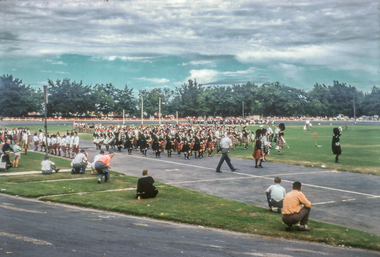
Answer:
[282,181,312,231]
[1,150,12,170]
[95,151,114,183]
[12,141,22,168]
[136,169,158,200]
[72,149,88,174]
[265,176,286,213]
[41,155,60,174]
[1,139,13,170]
[91,150,104,175]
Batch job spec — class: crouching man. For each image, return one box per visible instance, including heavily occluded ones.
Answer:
[265,176,286,213]
[282,181,311,231]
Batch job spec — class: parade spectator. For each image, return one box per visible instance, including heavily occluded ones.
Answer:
[95,151,114,183]
[91,150,104,175]
[136,169,158,200]
[282,181,311,231]
[41,155,60,174]
[72,149,88,174]
[265,176,286,213]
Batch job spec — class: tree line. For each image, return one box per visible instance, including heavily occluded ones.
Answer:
[0,74,379,118]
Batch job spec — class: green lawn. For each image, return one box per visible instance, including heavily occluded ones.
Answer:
[1,166,379,251]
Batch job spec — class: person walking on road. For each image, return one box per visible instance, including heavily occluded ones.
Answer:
[216,132,237,173]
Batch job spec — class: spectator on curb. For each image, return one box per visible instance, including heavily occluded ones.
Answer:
[282,181,311,231]
[136,169,158,200]
[265,176,286,213]
[41,155,60,174]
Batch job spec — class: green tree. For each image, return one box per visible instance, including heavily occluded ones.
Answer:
[362,86,380,116]
[328,81,364,117]
[47,79,95,116]
[306,83,333,117]
[0,74,42,116]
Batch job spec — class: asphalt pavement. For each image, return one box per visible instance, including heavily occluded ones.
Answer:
[1,194,379,257]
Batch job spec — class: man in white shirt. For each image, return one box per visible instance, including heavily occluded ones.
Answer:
[72,149,88,174]
[215,132,237,173]
[91,150,104,175]
[72,132,80,158]
[65,132,71,158]
[265,176,286,213]
[41,155,60,174]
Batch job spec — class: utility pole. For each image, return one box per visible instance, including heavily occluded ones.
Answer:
[141,97,144,126]
[242,101,244,118]
[123,110,125,125]
[159,97,161,125]
[43,85,48,156]
[176,111,178,124]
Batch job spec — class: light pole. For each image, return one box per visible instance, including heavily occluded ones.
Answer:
[43,85,48,156]
[159,97,161,125]
[141,97,144,126]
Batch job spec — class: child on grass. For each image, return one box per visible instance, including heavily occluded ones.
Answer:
[12,140,22,168]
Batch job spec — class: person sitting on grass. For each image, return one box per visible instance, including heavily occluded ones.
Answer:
[265,176,286,213]
[12,140,22,168]
[41,155,60,174]
[136,169,158,200]
[282,181,311,231]
[95,151,114,183]
[71,149,88,174]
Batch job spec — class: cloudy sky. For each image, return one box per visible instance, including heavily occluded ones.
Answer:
[1,0,379,93]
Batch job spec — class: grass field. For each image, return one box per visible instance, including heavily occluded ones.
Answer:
[9,123,380,175]
[1,156,379,252]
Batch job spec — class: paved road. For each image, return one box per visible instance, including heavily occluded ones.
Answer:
[79,140,380,237]
[1,194,379,257]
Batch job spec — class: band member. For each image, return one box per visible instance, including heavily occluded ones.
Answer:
[152,131,161,158]
[33,133,39,151]
[175,131,183,157]
[193,131,202,159]
[332,128,342,163]
[72,132,80,158]
[39,129,44,152]
[61,134,67,157]
[66,132,71,158]
[181,133,191,160]
[253,136,263,168]
[125,130,133,155]
[277,123,286,155]
[207,130,215,157]
[21,129,29,155]
[242,126,249,150]
[165,132,174,157]
[56,132,62,156]
[139,131,148,157]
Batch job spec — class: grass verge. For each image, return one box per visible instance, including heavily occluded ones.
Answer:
[1,170,379,251]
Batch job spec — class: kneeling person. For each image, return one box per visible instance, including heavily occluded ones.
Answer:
[265,176,286,213]
[136,169,158,200]
[282,181,311,231]
[41,155,60,174]
[72,149,88,174]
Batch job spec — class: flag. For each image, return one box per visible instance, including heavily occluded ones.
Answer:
[313,132,317,137]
